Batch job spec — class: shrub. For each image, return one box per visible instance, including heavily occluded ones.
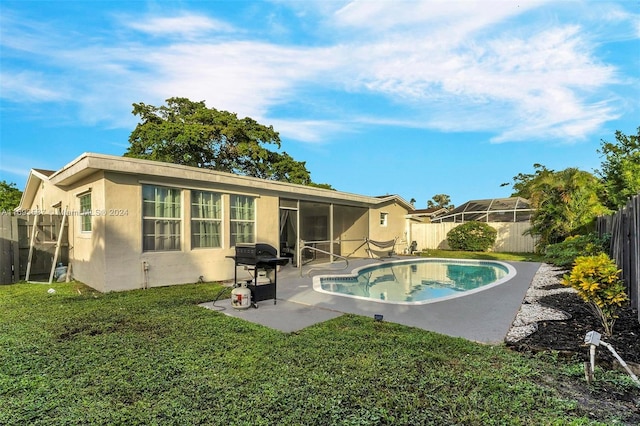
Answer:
[446,222,497,252]
[543,233,610,267]
[562,253,628,336]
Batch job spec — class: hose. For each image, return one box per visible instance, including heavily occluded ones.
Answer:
[209,287,232,311]
[600,341,640,387]
[584,330,640,388]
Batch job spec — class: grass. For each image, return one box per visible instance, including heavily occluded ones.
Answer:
[417,249,545,262]
[0,280,624,425]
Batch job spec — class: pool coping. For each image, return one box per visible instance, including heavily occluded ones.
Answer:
[312,258,518,306]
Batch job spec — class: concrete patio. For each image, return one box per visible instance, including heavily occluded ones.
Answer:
[200,257,541,344]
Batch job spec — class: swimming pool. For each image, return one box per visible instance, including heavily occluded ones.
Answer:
[313,258,517,305]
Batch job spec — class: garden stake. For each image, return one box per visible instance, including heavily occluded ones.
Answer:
[584,331,640,387]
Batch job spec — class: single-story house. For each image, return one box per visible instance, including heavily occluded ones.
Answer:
[406,207,449,223]
[17,153,413,292]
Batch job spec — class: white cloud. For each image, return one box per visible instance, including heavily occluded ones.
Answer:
[125,13,235,37]
[0,154,33,179]
[334,0,548,36]
[0,71,68,102]
[269,118,352,143]
[328,7,619,142]
[139,41,340,121]
[0,9,345,132]
[0,1,629,144]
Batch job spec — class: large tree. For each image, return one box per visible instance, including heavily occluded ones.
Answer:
[0,181,22,211]
[427,194,454,210]
[597,127,640,209]
[508,165,610,250]
[124,97,330,187]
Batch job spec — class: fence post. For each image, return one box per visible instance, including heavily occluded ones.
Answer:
[631,196,639,322]
[1,215,12,284]
[599,194,640,324]
[11,216,19,283]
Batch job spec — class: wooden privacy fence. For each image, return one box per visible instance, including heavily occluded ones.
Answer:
[0,213,68,284]
[410,222,537,253]
[597,194,640,324]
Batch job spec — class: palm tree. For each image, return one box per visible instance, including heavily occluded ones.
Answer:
[524,168,610,250]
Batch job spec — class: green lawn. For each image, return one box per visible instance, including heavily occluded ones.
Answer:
[0,280,626,425]
[417,249,545,262]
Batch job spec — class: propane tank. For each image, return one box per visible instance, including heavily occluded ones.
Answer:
[231,282,251,310]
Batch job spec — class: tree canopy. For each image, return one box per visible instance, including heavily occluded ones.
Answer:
[124,97,331,188]
[509,165,610,250]
[427,194,454,210]
[0,181,23,211]
[597,127,640,209]
[501,127,640,251]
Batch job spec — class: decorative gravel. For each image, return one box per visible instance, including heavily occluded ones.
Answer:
[505,263,575,343]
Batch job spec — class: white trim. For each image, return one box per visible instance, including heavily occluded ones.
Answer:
[74,188,92,197]
[190,189,223,249]
[141,184,183,252]
[379,212,388,227]
[78,192,92,233]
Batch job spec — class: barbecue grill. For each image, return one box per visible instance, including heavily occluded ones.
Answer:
[229,243,288,305]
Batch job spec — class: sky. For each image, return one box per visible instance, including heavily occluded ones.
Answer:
[1,0,638,208]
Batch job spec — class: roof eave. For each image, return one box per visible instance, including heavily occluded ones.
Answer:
[16,169,51,211]
[47,152,410,208]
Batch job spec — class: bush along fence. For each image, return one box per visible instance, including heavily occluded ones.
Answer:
[410,222,536,253]
[597,193,640,324]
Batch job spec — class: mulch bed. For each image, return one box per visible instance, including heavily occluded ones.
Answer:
[507,287,640,424]
[511,290,639,365]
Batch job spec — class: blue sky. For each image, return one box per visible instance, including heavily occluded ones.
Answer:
[1,0,638,207]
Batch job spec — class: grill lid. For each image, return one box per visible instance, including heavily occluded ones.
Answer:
[234,243,279,264]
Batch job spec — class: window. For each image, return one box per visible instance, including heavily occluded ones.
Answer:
[142,185,181,251]
[191,190,222,248]
[79,193,92,232]
[380,212,388,227]
[230,195,255,246]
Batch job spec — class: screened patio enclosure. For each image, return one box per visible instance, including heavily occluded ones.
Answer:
[430,197,534,223]
[279,199,369,266]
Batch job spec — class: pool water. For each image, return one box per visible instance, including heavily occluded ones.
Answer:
[313,259,516,304]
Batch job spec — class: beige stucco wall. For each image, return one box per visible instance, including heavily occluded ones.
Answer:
[369,201,409,253]
[27,177,66,214]
[255,196,279,251]
[95,176,411,290]
[66,173,107,292]
[97,172,283,291]
[21,172,108,290]
[333,205,369,257]
[101,173,146,291]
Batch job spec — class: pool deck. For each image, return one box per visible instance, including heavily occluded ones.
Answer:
[199,257,541,344]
